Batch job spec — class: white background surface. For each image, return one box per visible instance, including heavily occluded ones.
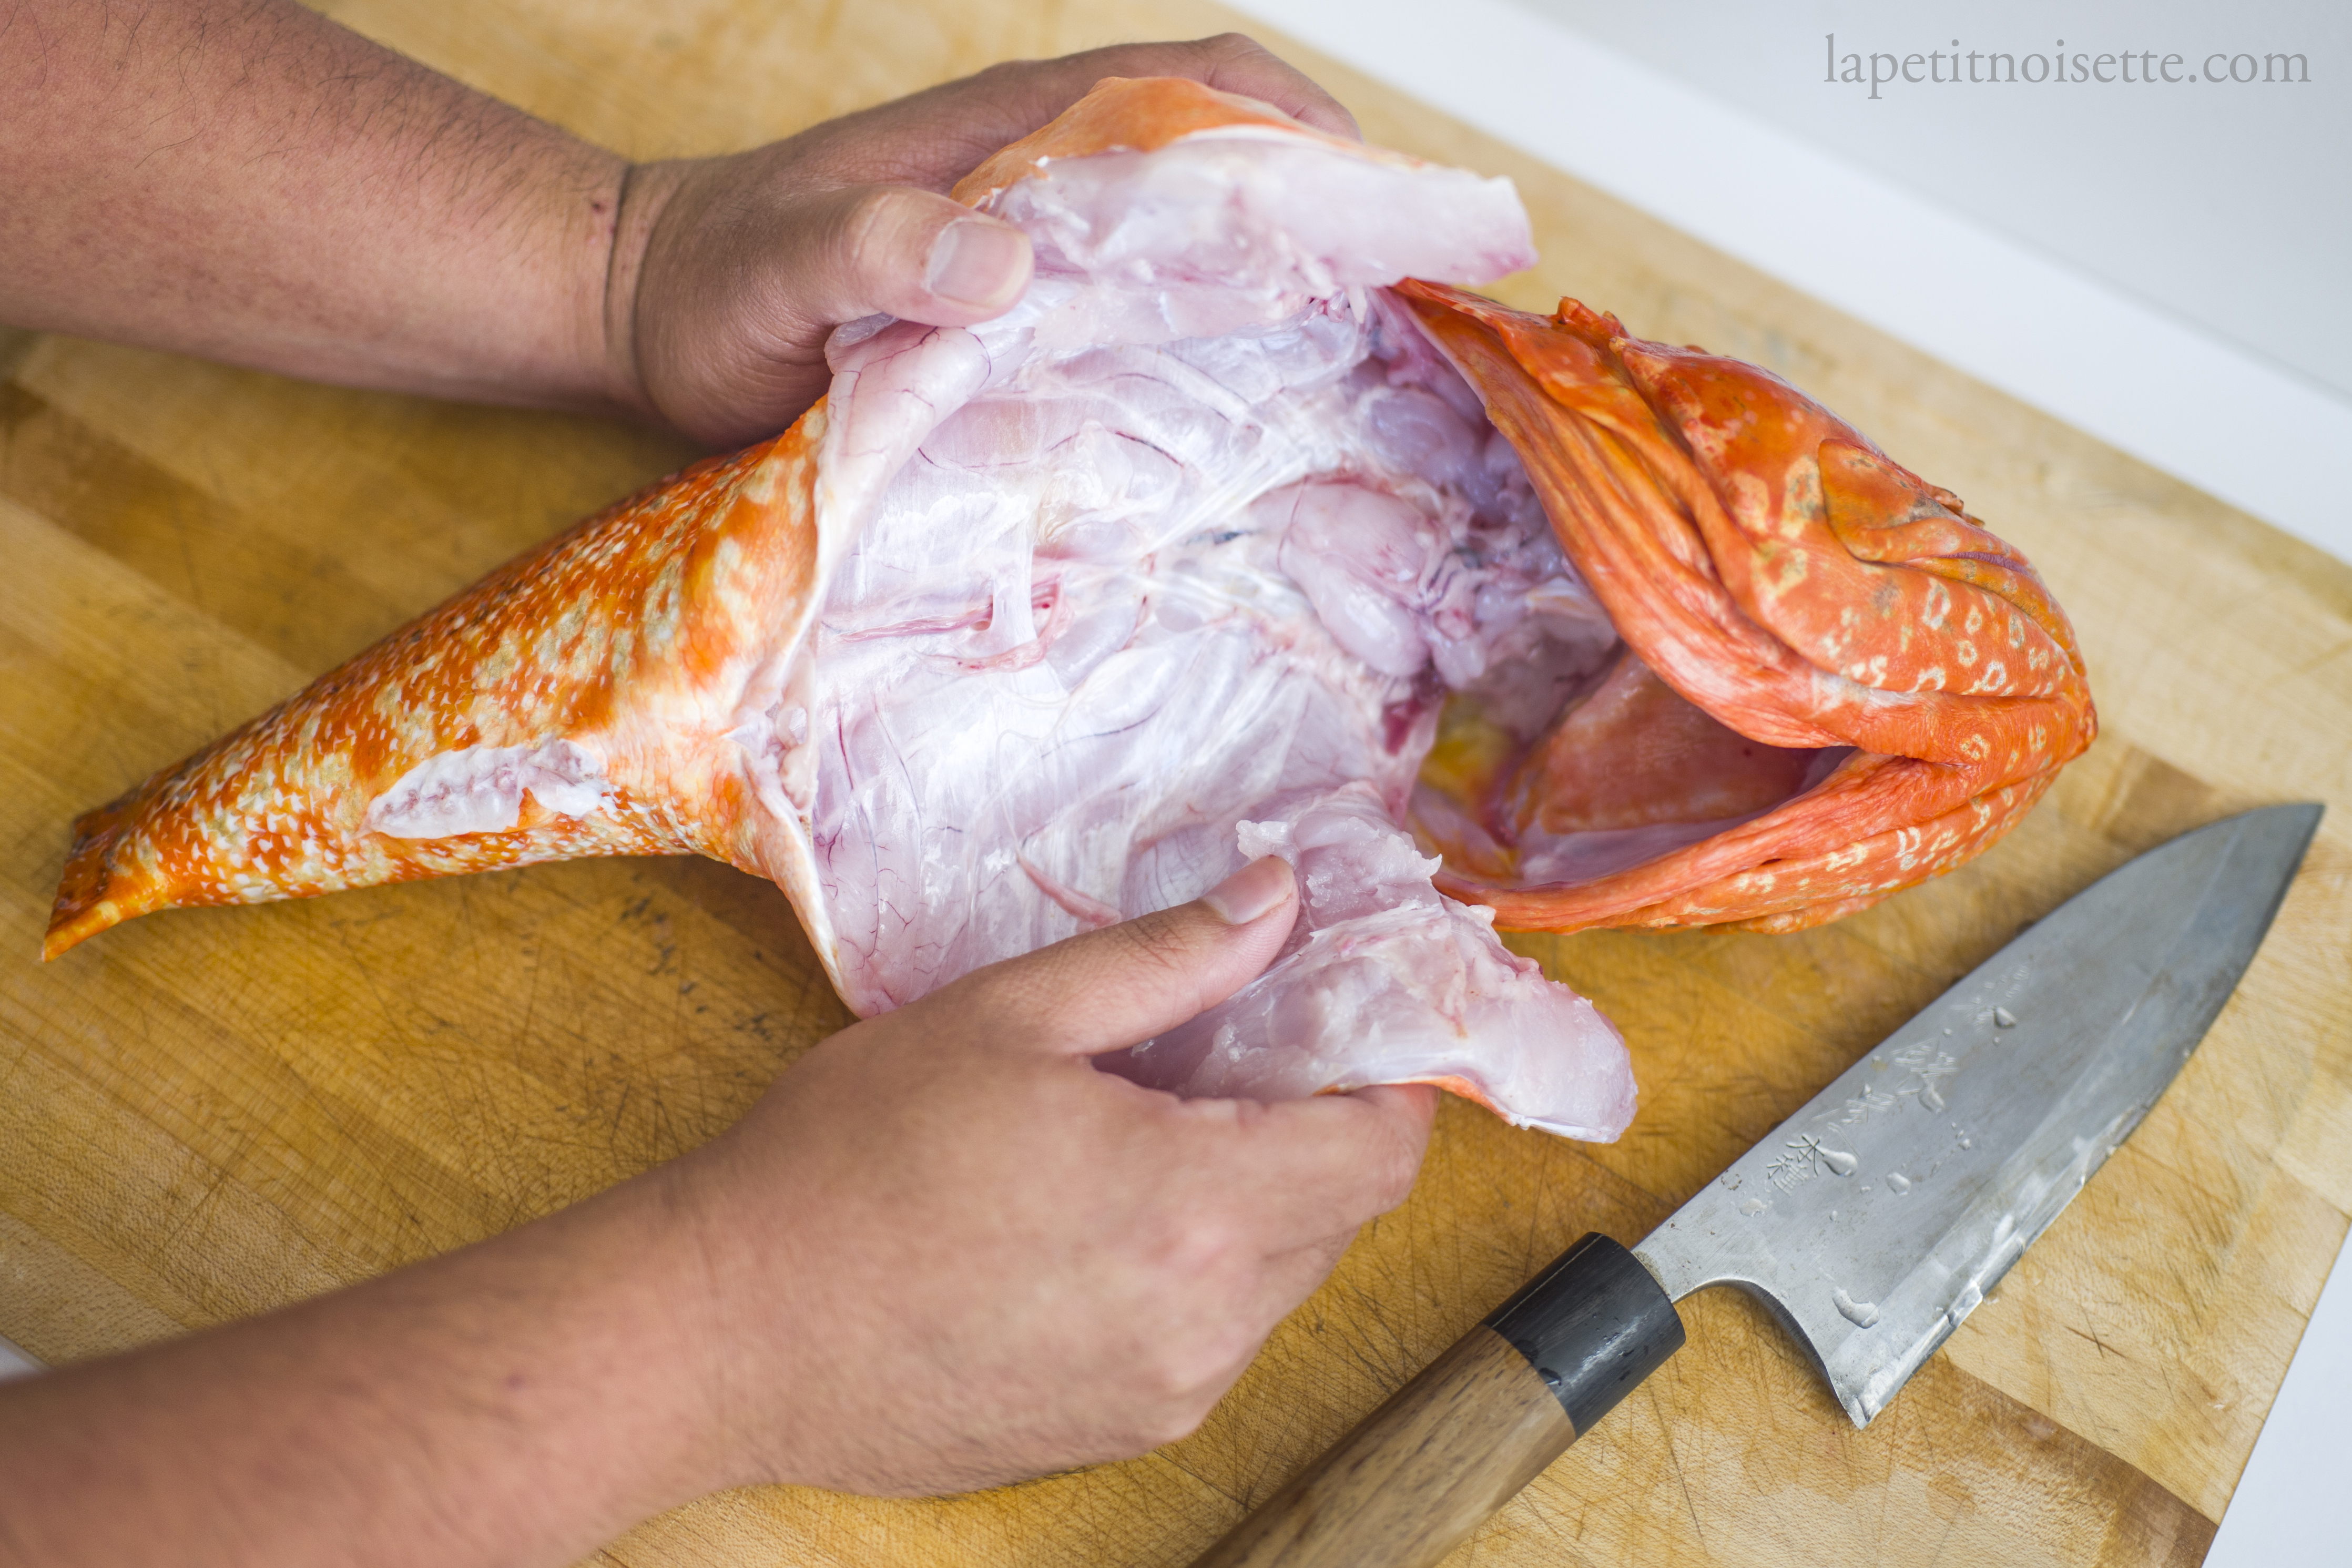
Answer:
[1509,0,2352,404]
[1221,0,2350,1557]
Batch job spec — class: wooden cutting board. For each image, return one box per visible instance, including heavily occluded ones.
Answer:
[3,2,2347,1564]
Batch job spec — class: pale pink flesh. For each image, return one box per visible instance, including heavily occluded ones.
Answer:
[790,129,1646,1139]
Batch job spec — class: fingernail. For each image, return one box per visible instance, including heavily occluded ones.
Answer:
[1200,857,1294,925]
[925,219,1030,307]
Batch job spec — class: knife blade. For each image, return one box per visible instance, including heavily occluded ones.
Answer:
[1187,802,2323,1568]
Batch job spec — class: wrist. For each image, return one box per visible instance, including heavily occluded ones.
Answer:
[574,1152,758,1503]
[651,1123,832,1492]
[595,158,695,430]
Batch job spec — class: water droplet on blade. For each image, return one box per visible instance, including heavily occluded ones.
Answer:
[1820,1147,1858,1176]
[1835,1289,1881,1328]
[1921,1083,1946,1112]
[1739,1197,1767,1215]
[1886,1172,1912,1193]
[1993,1006,2018,1027]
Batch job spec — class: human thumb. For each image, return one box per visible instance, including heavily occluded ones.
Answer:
[945,857,1300,1060]
[796,184,1034,326]
[624,171,1038,445]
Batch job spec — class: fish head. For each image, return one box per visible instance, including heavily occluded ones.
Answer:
[1393,281,2096,932]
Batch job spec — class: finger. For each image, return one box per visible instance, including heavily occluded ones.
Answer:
[1241,1228,1365,1335]
[659,180,1031,355]
[970,35,1359,140]
[868,35,1362,180]
[1025,36,1359,142]
[936,857,1300,1057]
[633,179,1033,445]
[789,183,1034,327]
[1170,33,1363,140]
[1194,1082,1439,1253]
[1111,1225,1366,1454]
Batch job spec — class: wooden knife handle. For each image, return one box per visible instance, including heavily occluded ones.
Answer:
[1187,1234,1684,1568]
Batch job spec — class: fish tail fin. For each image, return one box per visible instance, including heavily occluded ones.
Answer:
[44,788,174,959]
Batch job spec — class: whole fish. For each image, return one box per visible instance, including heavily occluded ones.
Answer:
[45,79,2094,1142]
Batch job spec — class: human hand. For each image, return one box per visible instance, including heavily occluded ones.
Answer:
[607,35,1361,446]
[0,857,1430,1566]
[666,855,1437,1496]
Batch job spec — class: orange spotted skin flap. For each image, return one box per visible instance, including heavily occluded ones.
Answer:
[1398,281,2095,933]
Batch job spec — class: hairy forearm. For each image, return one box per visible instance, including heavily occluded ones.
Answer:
[0,0,630,412]
[0,1165,727,1568]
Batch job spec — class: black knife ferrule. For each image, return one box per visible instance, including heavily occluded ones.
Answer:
[1483,1232,1686,1435]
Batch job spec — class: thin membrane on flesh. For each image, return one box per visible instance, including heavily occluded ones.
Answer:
[1099,786,1630,1141]
[800,123,1637,1138]
[366,740,609,839]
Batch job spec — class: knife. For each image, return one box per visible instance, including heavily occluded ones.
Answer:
[1188,802,2323,1568]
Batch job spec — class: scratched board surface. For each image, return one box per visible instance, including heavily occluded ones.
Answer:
[3,2,2349,1565]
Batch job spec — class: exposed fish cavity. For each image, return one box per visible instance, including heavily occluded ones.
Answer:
[789,127,1637,1138]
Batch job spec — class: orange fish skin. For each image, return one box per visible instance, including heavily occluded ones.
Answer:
[44,416,829,961]
[1397,280,2095,932]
